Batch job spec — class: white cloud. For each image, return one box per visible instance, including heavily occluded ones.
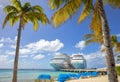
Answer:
[20,55,28,58]
[84,51,105,61]
[33,54,45,60]
[10,45,16,49]
[7,59,14,64]
[1,37,64,55]
[0,55,13,68]
[0,55,8,61]
[75,40,86,50]
[55,52,62,55]
[26,39,64,52]
[0,43,4,48]
[14,36,17,42]
[116,34,120,37]
[0,37,14,43]
[0,5,3,8]
[9,39,64,56]
[19,48,31,55]
[0,37,64,68]
[6,51,15,55]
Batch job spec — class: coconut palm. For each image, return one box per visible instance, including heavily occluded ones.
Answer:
[3,0,49,82]
[48,0,120,82]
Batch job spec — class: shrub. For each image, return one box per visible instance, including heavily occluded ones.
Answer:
[116,66,120,76]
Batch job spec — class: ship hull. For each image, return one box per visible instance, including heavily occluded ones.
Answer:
[50,62,70,71]
[71,62,86,69]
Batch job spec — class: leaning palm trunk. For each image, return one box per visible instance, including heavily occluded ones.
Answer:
[12,16,22,82]
[98,0,118,82]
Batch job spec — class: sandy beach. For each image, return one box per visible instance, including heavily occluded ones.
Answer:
[66,76,120,82]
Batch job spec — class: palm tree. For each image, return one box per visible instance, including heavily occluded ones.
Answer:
[48,0,120,82]
[84,34,120,53]
[3,0,49,82]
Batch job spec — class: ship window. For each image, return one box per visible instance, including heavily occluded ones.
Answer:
[53,58,66,60]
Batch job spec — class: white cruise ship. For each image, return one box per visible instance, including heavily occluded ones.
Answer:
[50,53,74,70]
[71,54,87,69]
[117,54,120,62]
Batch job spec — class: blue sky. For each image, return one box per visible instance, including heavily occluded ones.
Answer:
[0,0,120,69]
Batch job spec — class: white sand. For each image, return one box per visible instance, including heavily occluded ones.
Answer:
[66,76,120,82]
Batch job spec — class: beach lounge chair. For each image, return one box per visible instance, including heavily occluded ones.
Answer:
[38,74,51,80]
[78,72,88,78]
[58,74,69,82]
[78,72,93,78]
[91,71,98,77]
[67,73,78,79]
[35,74,52,82]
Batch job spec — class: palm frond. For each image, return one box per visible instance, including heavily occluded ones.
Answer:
[48,0,70,10]
[37,13,50,25]
[84,33,103,46]
[4,5,19,14]
[25,12,49,25]
[108,0,120,8]
[115,42,120,52]
[52,0,82,27]
[90,0,102,36]
[111,35,118,43]
[25,15,39,31]
[84,34,94,40]
[21,16,28,28]
[10,16,19,27]
[24,12,42,31]
[32,18,39,31]
[32,5,43,13]
[3,12,18,28]
[78,0,94,23]
[23,2,31,11]
[85,39,98,45]
[10,0,22,11]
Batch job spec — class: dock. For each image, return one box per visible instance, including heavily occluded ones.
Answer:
[60,68,107,75]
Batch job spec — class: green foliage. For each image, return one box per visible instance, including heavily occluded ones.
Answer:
[90,0,102,38]
[78,0,94,23]
[84,33,120,53]
[116,66,120,76]
[3,0,49,31]
[48,0,69,10]
[107,0,120,8]
[51,0,82,27]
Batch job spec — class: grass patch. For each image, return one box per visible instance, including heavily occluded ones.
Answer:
[116,66,120,76]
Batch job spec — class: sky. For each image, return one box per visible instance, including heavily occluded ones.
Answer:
[0,0,120,69]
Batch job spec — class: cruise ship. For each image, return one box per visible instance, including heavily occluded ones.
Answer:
[117,54,120,62]
[50,53,74,70]
[71,54,87,69]
[50,53,87,70]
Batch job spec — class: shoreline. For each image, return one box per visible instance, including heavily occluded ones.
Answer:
[66,75,120,82]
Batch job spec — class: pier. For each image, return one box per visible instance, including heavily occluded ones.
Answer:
[60,68,107,75]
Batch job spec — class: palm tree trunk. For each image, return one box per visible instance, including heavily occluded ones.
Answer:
[98,0,118,82]
[12,16,22,82]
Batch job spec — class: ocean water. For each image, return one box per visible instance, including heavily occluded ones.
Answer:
[0,69,74,82]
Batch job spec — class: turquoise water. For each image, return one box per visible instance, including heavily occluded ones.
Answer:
[0,69,75,82]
